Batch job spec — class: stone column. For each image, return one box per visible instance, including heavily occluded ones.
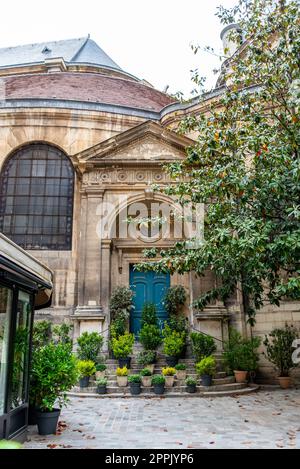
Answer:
[73,187,106,337]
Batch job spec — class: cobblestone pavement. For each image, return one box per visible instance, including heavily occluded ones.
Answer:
[24,389,300,449]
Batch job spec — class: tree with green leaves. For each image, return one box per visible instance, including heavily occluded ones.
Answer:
[139,0,300,328]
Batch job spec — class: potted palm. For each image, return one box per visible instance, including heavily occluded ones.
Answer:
[77,360,96,388]
[264,324,299,389]
[96,377,108,394]
[175,363,187,380]
[185,376,197,393]
[162,367,176,387]
[137,350,156,374]
[30,343,79,435]
[95,363,107,380]
[116,366,128,387]
[152,375,166,395]
[196,356,216,387]
[128,375,142,395]
[111,333,134,368]
[140,368,152,387]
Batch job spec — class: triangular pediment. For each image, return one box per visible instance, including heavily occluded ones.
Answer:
[75,121,194,164]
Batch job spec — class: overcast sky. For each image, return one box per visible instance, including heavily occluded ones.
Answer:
[0,0,237,97]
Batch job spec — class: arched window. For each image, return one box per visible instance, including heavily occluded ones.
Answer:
[0,143,74,250]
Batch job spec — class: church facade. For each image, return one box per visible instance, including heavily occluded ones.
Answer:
[0,34,299,383]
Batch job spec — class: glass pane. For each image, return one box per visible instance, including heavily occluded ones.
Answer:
[0,144,74,249]
[10,291,32,410]
[0,285,12,414]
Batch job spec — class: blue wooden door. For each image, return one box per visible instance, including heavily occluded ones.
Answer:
[129,266,170,336]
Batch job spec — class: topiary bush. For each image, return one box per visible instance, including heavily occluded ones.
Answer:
[76,332,103,362]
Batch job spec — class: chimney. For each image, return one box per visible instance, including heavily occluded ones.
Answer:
[220,23,243,58]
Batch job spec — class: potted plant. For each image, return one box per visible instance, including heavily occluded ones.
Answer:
[77,360,96,388]
[137,350,156,374]
[139,324,162,352]
[223,329,261,383]
[140,368,152,387]
[128,374,142,395]
[190,332,217,361]
[196,356,216,386]
[30,343,79,435]
[175,363,187,380]
[76,331,103,362]
[116,366,128,387]
[162,328,185,366]
[151,375,166,395]
[263,324,299,389]
[111,333,134,368]
[96,377,108,394]
[162,367,176,387]
[185,376,197,393]
[95,363,107,380]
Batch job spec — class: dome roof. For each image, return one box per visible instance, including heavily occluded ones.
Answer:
[3,72,174,112]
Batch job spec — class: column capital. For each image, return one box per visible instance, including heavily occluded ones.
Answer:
[80,187,105,198]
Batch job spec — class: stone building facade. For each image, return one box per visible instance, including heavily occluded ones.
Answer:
[0,34,299,382]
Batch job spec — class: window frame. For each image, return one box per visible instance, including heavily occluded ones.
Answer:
[0,143,74,251]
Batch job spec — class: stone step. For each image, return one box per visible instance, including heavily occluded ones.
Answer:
[74,379,242,395]
[92,375,234,386]
[96,370,228,378]
[68,385,259,399]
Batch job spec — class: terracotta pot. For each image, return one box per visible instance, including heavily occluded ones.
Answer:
[234,370,248,383]
[176,370,187,380]
[145,364,155,374]
[141,376,152,387]
[278,376,291,389]
[95,371,106,380]
[164,375,175,387]
[116,376,128,387]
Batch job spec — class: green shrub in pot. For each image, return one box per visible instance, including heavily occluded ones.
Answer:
[139,324,162,351]
[185,376,197,393]
[96,377,108,394]
[151,374,166,395]
[162,328,185,366]
[111,332,134,368]
[263,324,299,388]
[140,367,152,387]
[175,363,187,380]
[30,343,79,435]
[128,374,142,395]
[76,332,103,362]
[196,356,216,386]
[190,332,217,361]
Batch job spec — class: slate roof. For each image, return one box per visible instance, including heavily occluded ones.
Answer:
[0,36,122,70]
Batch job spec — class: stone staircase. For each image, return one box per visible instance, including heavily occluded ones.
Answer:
[70,351,259,398]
